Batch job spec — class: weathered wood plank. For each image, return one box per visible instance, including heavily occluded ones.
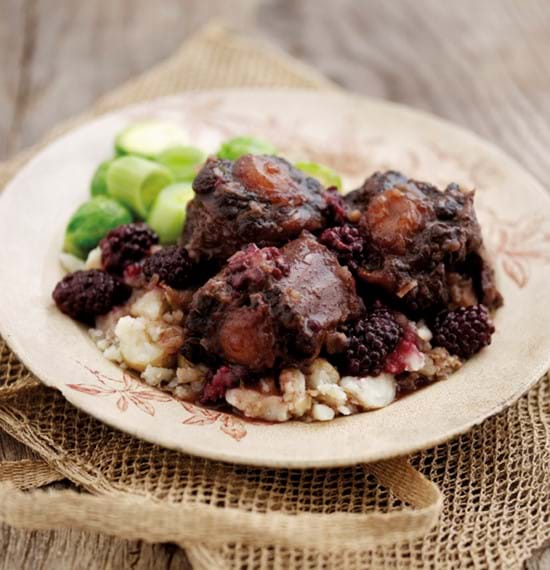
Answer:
[2,0,187,158]
[0,525,190,570]
[0,0,26,158]
[527,540,550,570]
[260,0,550,186]
[0,0,259,160]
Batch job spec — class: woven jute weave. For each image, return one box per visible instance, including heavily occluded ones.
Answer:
[0,24,549,569]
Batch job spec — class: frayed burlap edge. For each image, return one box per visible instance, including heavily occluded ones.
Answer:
[0,457,442,552]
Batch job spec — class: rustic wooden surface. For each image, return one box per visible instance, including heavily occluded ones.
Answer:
[1,0,549,567]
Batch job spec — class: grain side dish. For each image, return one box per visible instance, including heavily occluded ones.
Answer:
[52,122,503,423]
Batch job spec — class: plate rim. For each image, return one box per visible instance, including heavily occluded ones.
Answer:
[1,87,550,468]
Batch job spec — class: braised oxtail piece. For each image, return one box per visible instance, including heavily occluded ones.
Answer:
[183,231,363,371]
[182,155,328,264]
[329,171,504,316]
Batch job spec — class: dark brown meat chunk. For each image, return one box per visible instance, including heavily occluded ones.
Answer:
[182,155,328,264]
[343,171,502,315]
[183,232,362,371]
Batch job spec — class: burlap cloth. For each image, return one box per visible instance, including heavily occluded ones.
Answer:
[0,24,548,569]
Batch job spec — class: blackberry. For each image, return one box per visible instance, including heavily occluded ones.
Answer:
[340,305,403,376]
[432,304,494,359]
[100,223,158,274]
[320,225,365,270]
[226,244,289,291]
[52,270,131,325]
[324,188,349,225]
[142,245,193,289]
[200,365,246,404]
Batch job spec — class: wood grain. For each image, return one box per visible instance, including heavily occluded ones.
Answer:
[0,0,258,159]
[1,0,549,568]
[260,0,550,186]
[0,0,25,158]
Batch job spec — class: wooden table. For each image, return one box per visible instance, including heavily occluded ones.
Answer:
[1,0,549,567]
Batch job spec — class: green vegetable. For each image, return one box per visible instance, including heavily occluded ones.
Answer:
[115,121,188,158]
[294,161,343,191]
[90,159,114,197]
[155,145,206,182]
[107,156,173,219]
[217,136,277,161]
[63,197,132,259]
[147,183,194,244]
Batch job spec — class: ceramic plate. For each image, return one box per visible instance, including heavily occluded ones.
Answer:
[1,89,549,468]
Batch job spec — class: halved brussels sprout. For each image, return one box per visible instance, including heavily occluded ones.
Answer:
[217,136,277,161]
[63,197,133,259]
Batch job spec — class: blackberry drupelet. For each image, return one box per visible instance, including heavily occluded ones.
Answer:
[142,245,193,289]
[52,269,131,325]
[320,225,365,271]
[340,305,403,376]
[100,223,158,274]
[432,304,494,359]
[324,188,349,225]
